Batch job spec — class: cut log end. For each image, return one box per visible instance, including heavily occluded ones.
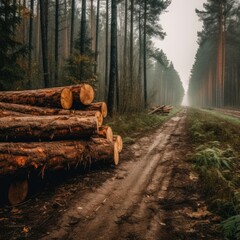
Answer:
[97,126,113,141]
[61,88,73,109]
[8,179,28,205]
[114,141,119,165]
[113,135,123,152]
[101,102,108,118]
[80,84,95,105]
[95,111,103,127]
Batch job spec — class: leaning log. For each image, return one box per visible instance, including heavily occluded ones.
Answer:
[0,139,119,175]
[0,102,103,126]
[0,115,98,141]
[70,84,95,106]
[80,102,108,118]
[0,86,73,109]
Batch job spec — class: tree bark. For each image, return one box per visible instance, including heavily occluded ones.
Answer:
[143,0,147,108]
[0,86,73,109]
[94,0,100,74]
[105,0,109,99]
[55,0,59,85]
[28,0,34,87]
[0,109,28,118]
[108,0,118,116]
[80,102,108,118]
[0,139,119,175]
[0,102,103,126]
[40,0,49,87]
[80,0,86,55]
[70,0,75,55]
[0,115,98,141]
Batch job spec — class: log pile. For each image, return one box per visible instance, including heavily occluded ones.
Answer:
[148,105,173,115]
[0,84,122,205]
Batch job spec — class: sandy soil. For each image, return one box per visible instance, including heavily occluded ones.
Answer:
[0,109,222,240]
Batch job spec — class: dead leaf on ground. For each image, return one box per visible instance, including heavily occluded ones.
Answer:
[187,206,211,219]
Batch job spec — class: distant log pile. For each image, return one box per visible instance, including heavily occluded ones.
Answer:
[148,105,173,115]
[0,84,122,205]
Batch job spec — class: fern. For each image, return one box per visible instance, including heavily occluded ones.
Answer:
[221,215,240,240]
[193,147,233,170]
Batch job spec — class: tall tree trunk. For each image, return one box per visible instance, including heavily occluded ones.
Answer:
[94,0,100,74]
[28,0,34,88]
[80,0,86,54]
[107,0,118,116]
[90,0,94,51]
[40,0,49,87]
[70,0,75,55]
[105,0,109,99]
[55,0,59,86]
[129,0,134,92]
[143,0,147,108]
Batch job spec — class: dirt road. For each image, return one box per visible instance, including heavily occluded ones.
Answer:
[37,109,221,240]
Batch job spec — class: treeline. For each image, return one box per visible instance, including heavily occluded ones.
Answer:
[188,0,240,108]
[0,0,184,114]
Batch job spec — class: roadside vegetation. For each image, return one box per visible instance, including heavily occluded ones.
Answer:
[106,107,182,144]
[187,108,240,240]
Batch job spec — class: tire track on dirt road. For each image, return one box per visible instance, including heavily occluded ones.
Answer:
[41,109,221,240]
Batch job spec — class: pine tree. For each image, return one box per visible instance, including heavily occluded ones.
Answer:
[0,1,27,90]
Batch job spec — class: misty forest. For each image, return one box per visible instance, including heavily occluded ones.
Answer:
[0,0,240,240]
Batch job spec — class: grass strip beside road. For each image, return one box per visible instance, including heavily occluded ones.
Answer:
[187,108,240,240]
[106,107,182,144]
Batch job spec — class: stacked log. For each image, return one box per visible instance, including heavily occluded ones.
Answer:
[148,105,173,115]
[0,84,122,205]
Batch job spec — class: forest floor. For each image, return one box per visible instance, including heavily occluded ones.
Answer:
[0,109,223,240]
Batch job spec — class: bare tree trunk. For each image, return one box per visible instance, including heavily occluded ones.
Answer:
[143,0,147,108]
[105,0,109,99]
[28,0,34,88]
[55,0,59,86]
[94,0,100,74]
[107,0,118,116]
[70,0,75,55]
[40,0,49,87]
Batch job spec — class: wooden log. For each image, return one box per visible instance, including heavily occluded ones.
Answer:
[0,86,73,109]
[148,105,165,115]
[80,102,108,118]
[0,102,103,126]
[113,135,123,152]
[70,84,95,106]
[8,179,28,205]
[0,139,119,175]
[88,138,119,165]
[96,126,113,141]
[0,109,28,118]
[0,115,98,141]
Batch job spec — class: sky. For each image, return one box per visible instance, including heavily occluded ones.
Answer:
[154,0,206,92]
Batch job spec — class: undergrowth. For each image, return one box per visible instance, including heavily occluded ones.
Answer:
[187,108,240,240]
[106,107,181,143]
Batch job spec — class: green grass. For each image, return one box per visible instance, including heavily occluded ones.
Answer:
[105,107,182,143]
[187,108,240,239]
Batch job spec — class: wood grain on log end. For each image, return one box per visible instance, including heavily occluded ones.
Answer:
[95,111,103,127]
[8,179,28,205]
[113,135,123,152]
[101,102,108,118]
[97,126,113,141]
[79,84,95,105]
[114,141,119,165]
[60,88,73,109]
